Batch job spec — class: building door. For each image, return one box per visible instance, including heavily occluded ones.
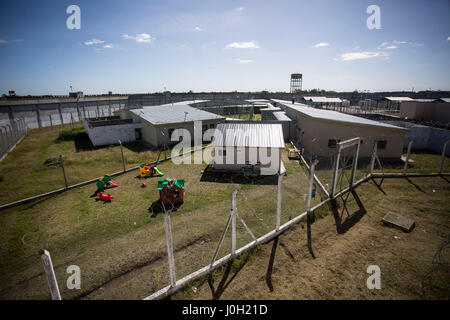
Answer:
[135,128,142,140]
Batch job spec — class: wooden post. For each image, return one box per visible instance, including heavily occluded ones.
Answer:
[439,140,450,174]
[40,249,62,300]
[231,190,237,256]
[162,203,176,287]
[369,141,378,174]
[118,140,125,172]
[49,114,53,128]
[350,139,361,186]
[403,140,413,175]
[59,155,68,189]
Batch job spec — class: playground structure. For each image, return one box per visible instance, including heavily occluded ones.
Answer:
[157,178,185,205]
[139,163,164,178]
[96,175,119,191]
[96,192,114,201]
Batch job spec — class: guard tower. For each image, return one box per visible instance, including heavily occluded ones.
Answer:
[290,73,302,93]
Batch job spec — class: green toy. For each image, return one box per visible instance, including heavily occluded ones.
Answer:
[96,175,119,191]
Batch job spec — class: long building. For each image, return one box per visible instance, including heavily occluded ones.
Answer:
[272,99,408,159]
[84,103,225,147]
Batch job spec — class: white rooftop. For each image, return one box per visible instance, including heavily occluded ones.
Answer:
[131,104,224,125]
[303,96,343,103]
[272,99,408,131]
[211,123,285,148]
[384,97,415,102]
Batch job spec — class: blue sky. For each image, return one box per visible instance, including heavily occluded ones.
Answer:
[0,0,449,95]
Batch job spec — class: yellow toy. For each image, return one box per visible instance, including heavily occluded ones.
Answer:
[139,163,164,178]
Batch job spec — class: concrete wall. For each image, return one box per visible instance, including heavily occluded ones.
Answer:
[384,120,450,156]
[83,120,141,146]
[285,108,407,158]
[400,101,450,125]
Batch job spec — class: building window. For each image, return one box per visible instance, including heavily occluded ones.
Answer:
[168,128,175,137]
[377,140,387,150]
[202,124,208,132]
[209,123,215,129]
[328,139,341,148]
[217,149,227,157]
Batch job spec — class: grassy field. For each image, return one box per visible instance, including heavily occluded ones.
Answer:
[173,176,450,300]
[0,124,181,205]
[0,125,449,300]
[226,113,262,121]
[0,130,318,299]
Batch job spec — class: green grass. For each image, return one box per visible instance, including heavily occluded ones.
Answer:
[0,132,317,299]
[0,124,168,205]
[1,125,449,300]
[227,113,262,120]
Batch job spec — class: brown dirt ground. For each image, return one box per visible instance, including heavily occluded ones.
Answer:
[172,176,450,300]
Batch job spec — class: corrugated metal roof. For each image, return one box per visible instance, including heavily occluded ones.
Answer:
[142,100,210,108]
[273,111,293,121]
[413,99,436,102]
[439,98,450,103]
[130,104,224,125]
[211,123,285,148]
[303,96,342,103]
[384,97,414,102]
[272,99,408,131]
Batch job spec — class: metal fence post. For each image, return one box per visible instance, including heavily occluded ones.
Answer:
[231,190,237,256]
[118,140,125,172]
[59,155,68,189]
[350,139,361,186]
[330,146,342,198]
[162,203,177,287]
[369,141,378,175]
[40,249,62,300]
[276,173,282,231]
[403,140,413,175]
[439,140,450,174]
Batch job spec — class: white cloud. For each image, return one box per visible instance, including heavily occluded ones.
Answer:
[0,39,7,44]
[312,42,329,48]
[84,38,105,45]
[103,43,118,49]
[447,37,450,41]
[378,40,423,49]
[122,33,155,43]
[339,51,388,61]
[194,26,204,32]
[236,6,244,12]
[225,40,260,49]
[236,58,253,64]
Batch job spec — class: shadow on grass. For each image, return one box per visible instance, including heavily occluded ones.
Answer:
[148,199,183,217]
[200,167,278,186]
[207,253,252,300]
[330,189,367,234]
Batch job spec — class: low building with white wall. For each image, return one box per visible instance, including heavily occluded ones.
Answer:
[83,117,141,146]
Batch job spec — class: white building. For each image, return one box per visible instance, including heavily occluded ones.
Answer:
[210,123,285,175]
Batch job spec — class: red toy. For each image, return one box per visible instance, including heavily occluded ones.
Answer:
[141,182,147,188]
[97,192,114,201]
